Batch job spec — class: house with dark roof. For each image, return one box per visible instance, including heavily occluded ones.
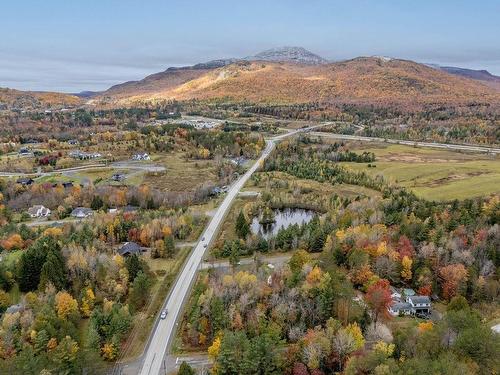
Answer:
[16,177,34,186]
[111,173,125,182]
[118,242,143,257]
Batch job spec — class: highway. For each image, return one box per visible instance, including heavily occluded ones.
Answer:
[138,125,322,375]
[135,122,499,375]
[309,132,500,154]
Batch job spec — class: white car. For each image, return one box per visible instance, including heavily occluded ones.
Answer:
[160,309,168,319]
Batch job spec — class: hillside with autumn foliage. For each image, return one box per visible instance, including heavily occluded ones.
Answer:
[92,57,500,109]
[0,88,82,110]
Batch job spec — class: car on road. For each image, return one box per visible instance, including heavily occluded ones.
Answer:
[160,309,168,319]
[202,236,205,241]
[203,244,208,248]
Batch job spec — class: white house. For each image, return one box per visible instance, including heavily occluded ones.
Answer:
[388,301,412,317]
[71,207,94,219]
[390,286,402,301]
[27,205,51,218]
[387,285,431,317]
[132,153,151,161]
[407,295,431,315]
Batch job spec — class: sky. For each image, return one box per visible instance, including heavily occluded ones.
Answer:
[1,0,499,92]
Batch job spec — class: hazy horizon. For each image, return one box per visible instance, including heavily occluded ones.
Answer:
[1,0,499,92]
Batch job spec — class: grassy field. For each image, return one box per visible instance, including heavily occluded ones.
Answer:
[144,152,217,192]
[340,142,500,200]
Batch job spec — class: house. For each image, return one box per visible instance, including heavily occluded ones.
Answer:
[407,295,431,316]
[122,205,139,213]
[111,173,125,182]
[132,153,150,161]
[402,288,416,299]
[5,304,24,314]
[16,177,34,186]
[18,148,31,156]
[229,157,247,166]
[118,241,143,257]
[388,301,412,317]
[71,207,93,219]
[387,284,431,317]
[211,187,223,196]
[27,205,51,218]
[390,286,402,301]
[69,150,101,160]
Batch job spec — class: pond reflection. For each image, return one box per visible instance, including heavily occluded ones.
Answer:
[250,208,315,239]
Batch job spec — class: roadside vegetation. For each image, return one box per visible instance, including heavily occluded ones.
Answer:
[179,136,499,374]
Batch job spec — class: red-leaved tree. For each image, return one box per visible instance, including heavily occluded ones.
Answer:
[365,279,392,325]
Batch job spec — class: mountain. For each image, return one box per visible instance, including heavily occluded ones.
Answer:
[93,55,500,108]
[438,66,500,90]
[0,87,82,110]
[246,46,328,65]
[73,91,100,99]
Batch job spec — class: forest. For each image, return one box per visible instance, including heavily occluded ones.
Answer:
[179,137,499,375]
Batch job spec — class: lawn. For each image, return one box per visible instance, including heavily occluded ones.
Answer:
[143,152,217,192]
[340,143,500,201]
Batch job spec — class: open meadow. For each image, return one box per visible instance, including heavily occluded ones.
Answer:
[340,142,500,200]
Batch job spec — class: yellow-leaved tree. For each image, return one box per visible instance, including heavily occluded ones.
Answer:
[345,322,365,350]
[55,291,78,319]
[401,256,413,281]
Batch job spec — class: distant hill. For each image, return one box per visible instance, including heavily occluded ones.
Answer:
[0,88,82,110]
[93,54,500,109]
[73,91,100,99]
[437,66,500,91]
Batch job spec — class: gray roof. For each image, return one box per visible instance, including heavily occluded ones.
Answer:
[6,304,24,314]
[71,207,93,216]
[390,302,411,311]
[118,241,142,256]
[408,295,431,304]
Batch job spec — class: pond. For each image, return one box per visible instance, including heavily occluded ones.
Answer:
[250,208,316,239]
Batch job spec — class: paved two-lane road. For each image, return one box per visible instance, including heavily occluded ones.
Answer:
[138,125,323,375]
[137,123,499,375]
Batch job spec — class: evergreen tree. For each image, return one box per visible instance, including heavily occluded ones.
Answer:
[129,271,151,312]
[164,235,175,258]
[125,254,143,281]
[235,210,250,239]
[243,334,281,375]
[229,242,240,270]
[177,361,195,375]
[17,237,54,292]
[39,248,67,290]
[90,195,104,210]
